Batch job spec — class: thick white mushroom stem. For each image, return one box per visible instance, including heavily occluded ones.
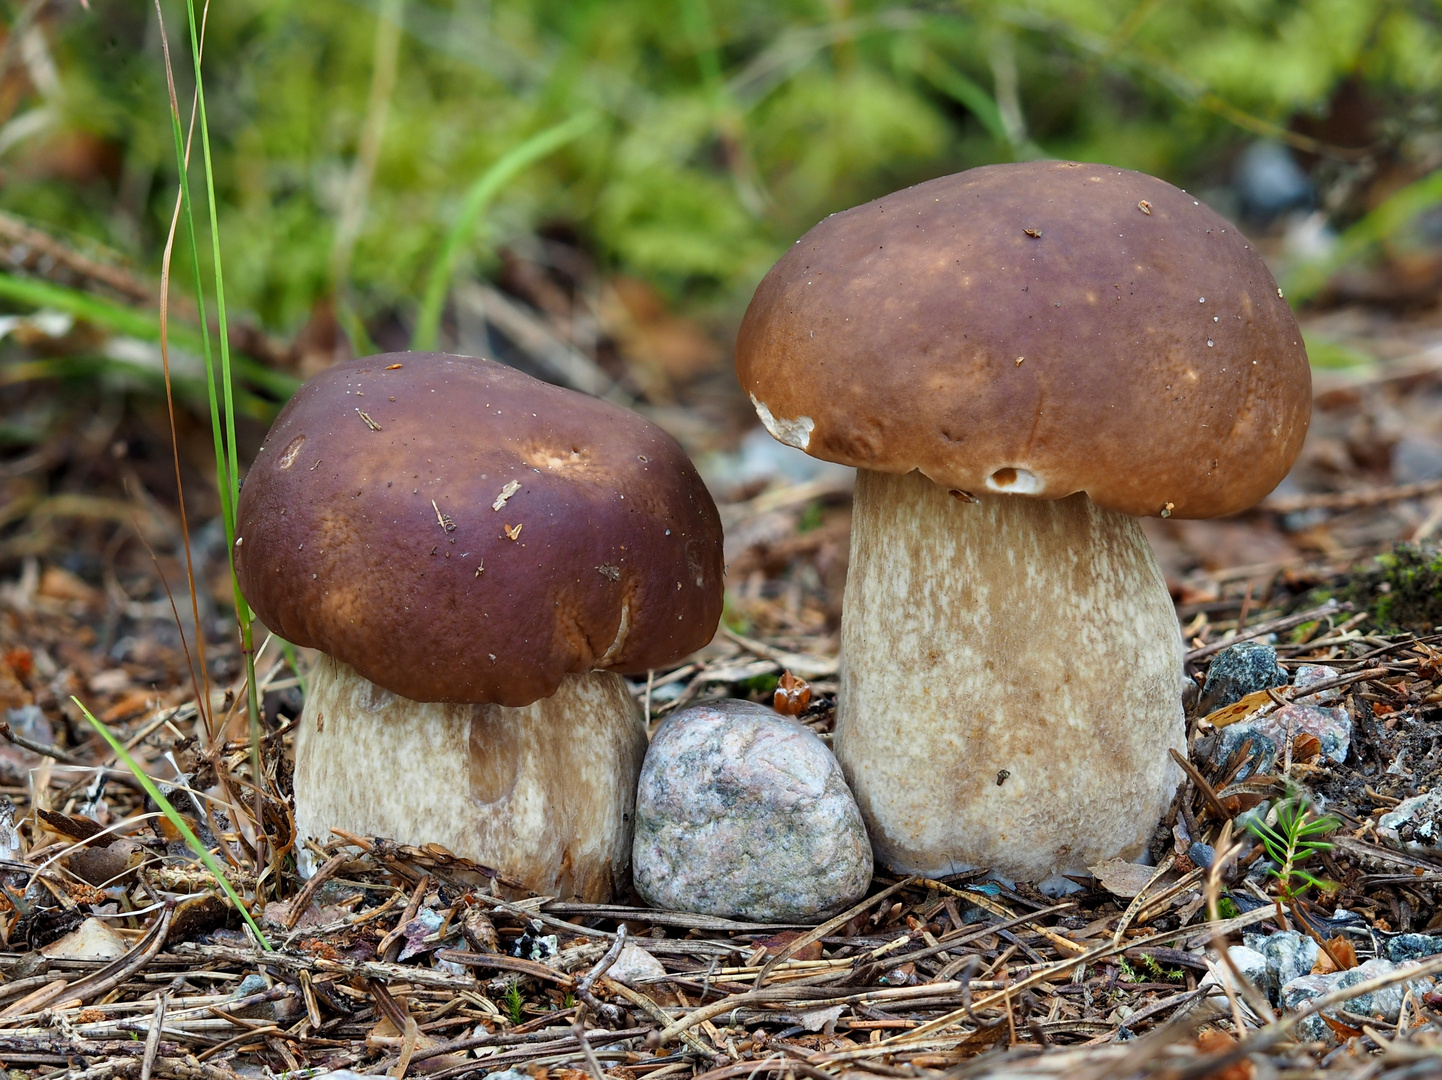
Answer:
[837,469,1186,884]
[294,657,647,901]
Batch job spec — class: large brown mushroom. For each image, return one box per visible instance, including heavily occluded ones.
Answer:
[736,162,1311,886]
[235,353,724,899]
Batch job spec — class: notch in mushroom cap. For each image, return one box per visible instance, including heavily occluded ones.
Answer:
[736,162,1310,886]
[234,352,724,900]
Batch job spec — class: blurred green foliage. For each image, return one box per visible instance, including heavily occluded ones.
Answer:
[4,0,1440,335]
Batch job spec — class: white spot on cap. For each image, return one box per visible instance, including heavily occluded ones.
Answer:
[278,433,307,470]
[750,394,814,451]
[985,467,1042,494]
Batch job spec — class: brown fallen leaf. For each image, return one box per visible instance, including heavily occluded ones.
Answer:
[1202,688,1277,729]
[1191,1029,1255,1080]
[1089,858,1161,898]
[754,930,823,961]
[1312,934,1358,973]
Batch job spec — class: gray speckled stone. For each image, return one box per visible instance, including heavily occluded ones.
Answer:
[633,699,872,921]
[1244,930,1319,1001]
[1379,791,1442,854]
[1382,933,1442,963]
[1200,640,1287,713]
[1292,664,1343,704]
[1281,958,1436,1045]
[1211,702,1351,781]
[1198,945,1271,1021]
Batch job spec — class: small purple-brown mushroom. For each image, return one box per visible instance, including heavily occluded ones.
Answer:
[236,353,723,899]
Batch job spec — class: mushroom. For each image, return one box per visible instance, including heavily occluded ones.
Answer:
[235,353,723,899]
[735,162,1310,885]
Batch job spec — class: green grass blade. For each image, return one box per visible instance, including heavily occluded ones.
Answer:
[1282,167,1442,304]
[171,0,267,868]
[411,111,598,352]
[917,55,1008,146]
[183,0,238,527]
[74,696,272,950]
[161,72,230,548]
[279,639,307,699]
[0,272,299,403]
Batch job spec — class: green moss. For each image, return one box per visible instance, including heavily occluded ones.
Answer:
[740,672,780,696]
[720,592,752,636]
[797,500,825,533]
[1348,543,1442,632]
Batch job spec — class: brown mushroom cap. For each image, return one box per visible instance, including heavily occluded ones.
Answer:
[235,353,723,707]
[736,161,1311,518]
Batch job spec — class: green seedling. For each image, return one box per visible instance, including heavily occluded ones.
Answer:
[1139,952,1185,983]
[503,980,525,1024]
[1244,790,1340,901]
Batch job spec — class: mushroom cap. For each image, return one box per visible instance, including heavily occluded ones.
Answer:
[235,353,724,707]
[736,161,1311,518]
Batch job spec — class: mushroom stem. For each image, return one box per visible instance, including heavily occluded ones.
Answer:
[293,657,647,900]
[836,469,1185,882]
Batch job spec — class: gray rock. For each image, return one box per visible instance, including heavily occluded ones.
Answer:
[1393,434,1442,484]
[1235,141,1313,219]
[1382,934,1442,962]
[1199,945,1272,1021]
[1282,958,1436,1045]
[1291,664,1342,704]
[1211,703,1351,781]
[1379,792,1442,854]
[1200,640,1288,713]
[606,942,668,987]
[1244,930,1319,1001]
[1188,841,1216,870]
[633,699,872,921]
[232,974,268,998]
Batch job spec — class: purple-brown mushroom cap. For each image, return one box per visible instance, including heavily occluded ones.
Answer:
[235,353,724,707]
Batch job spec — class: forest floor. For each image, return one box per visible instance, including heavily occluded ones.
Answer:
[4,249,1442,1079]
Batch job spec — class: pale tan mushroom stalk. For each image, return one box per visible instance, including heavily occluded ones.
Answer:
[235,354,724,901]
[839,470,1184,881]
[735,163,1312,885]
[295,658,646,899]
